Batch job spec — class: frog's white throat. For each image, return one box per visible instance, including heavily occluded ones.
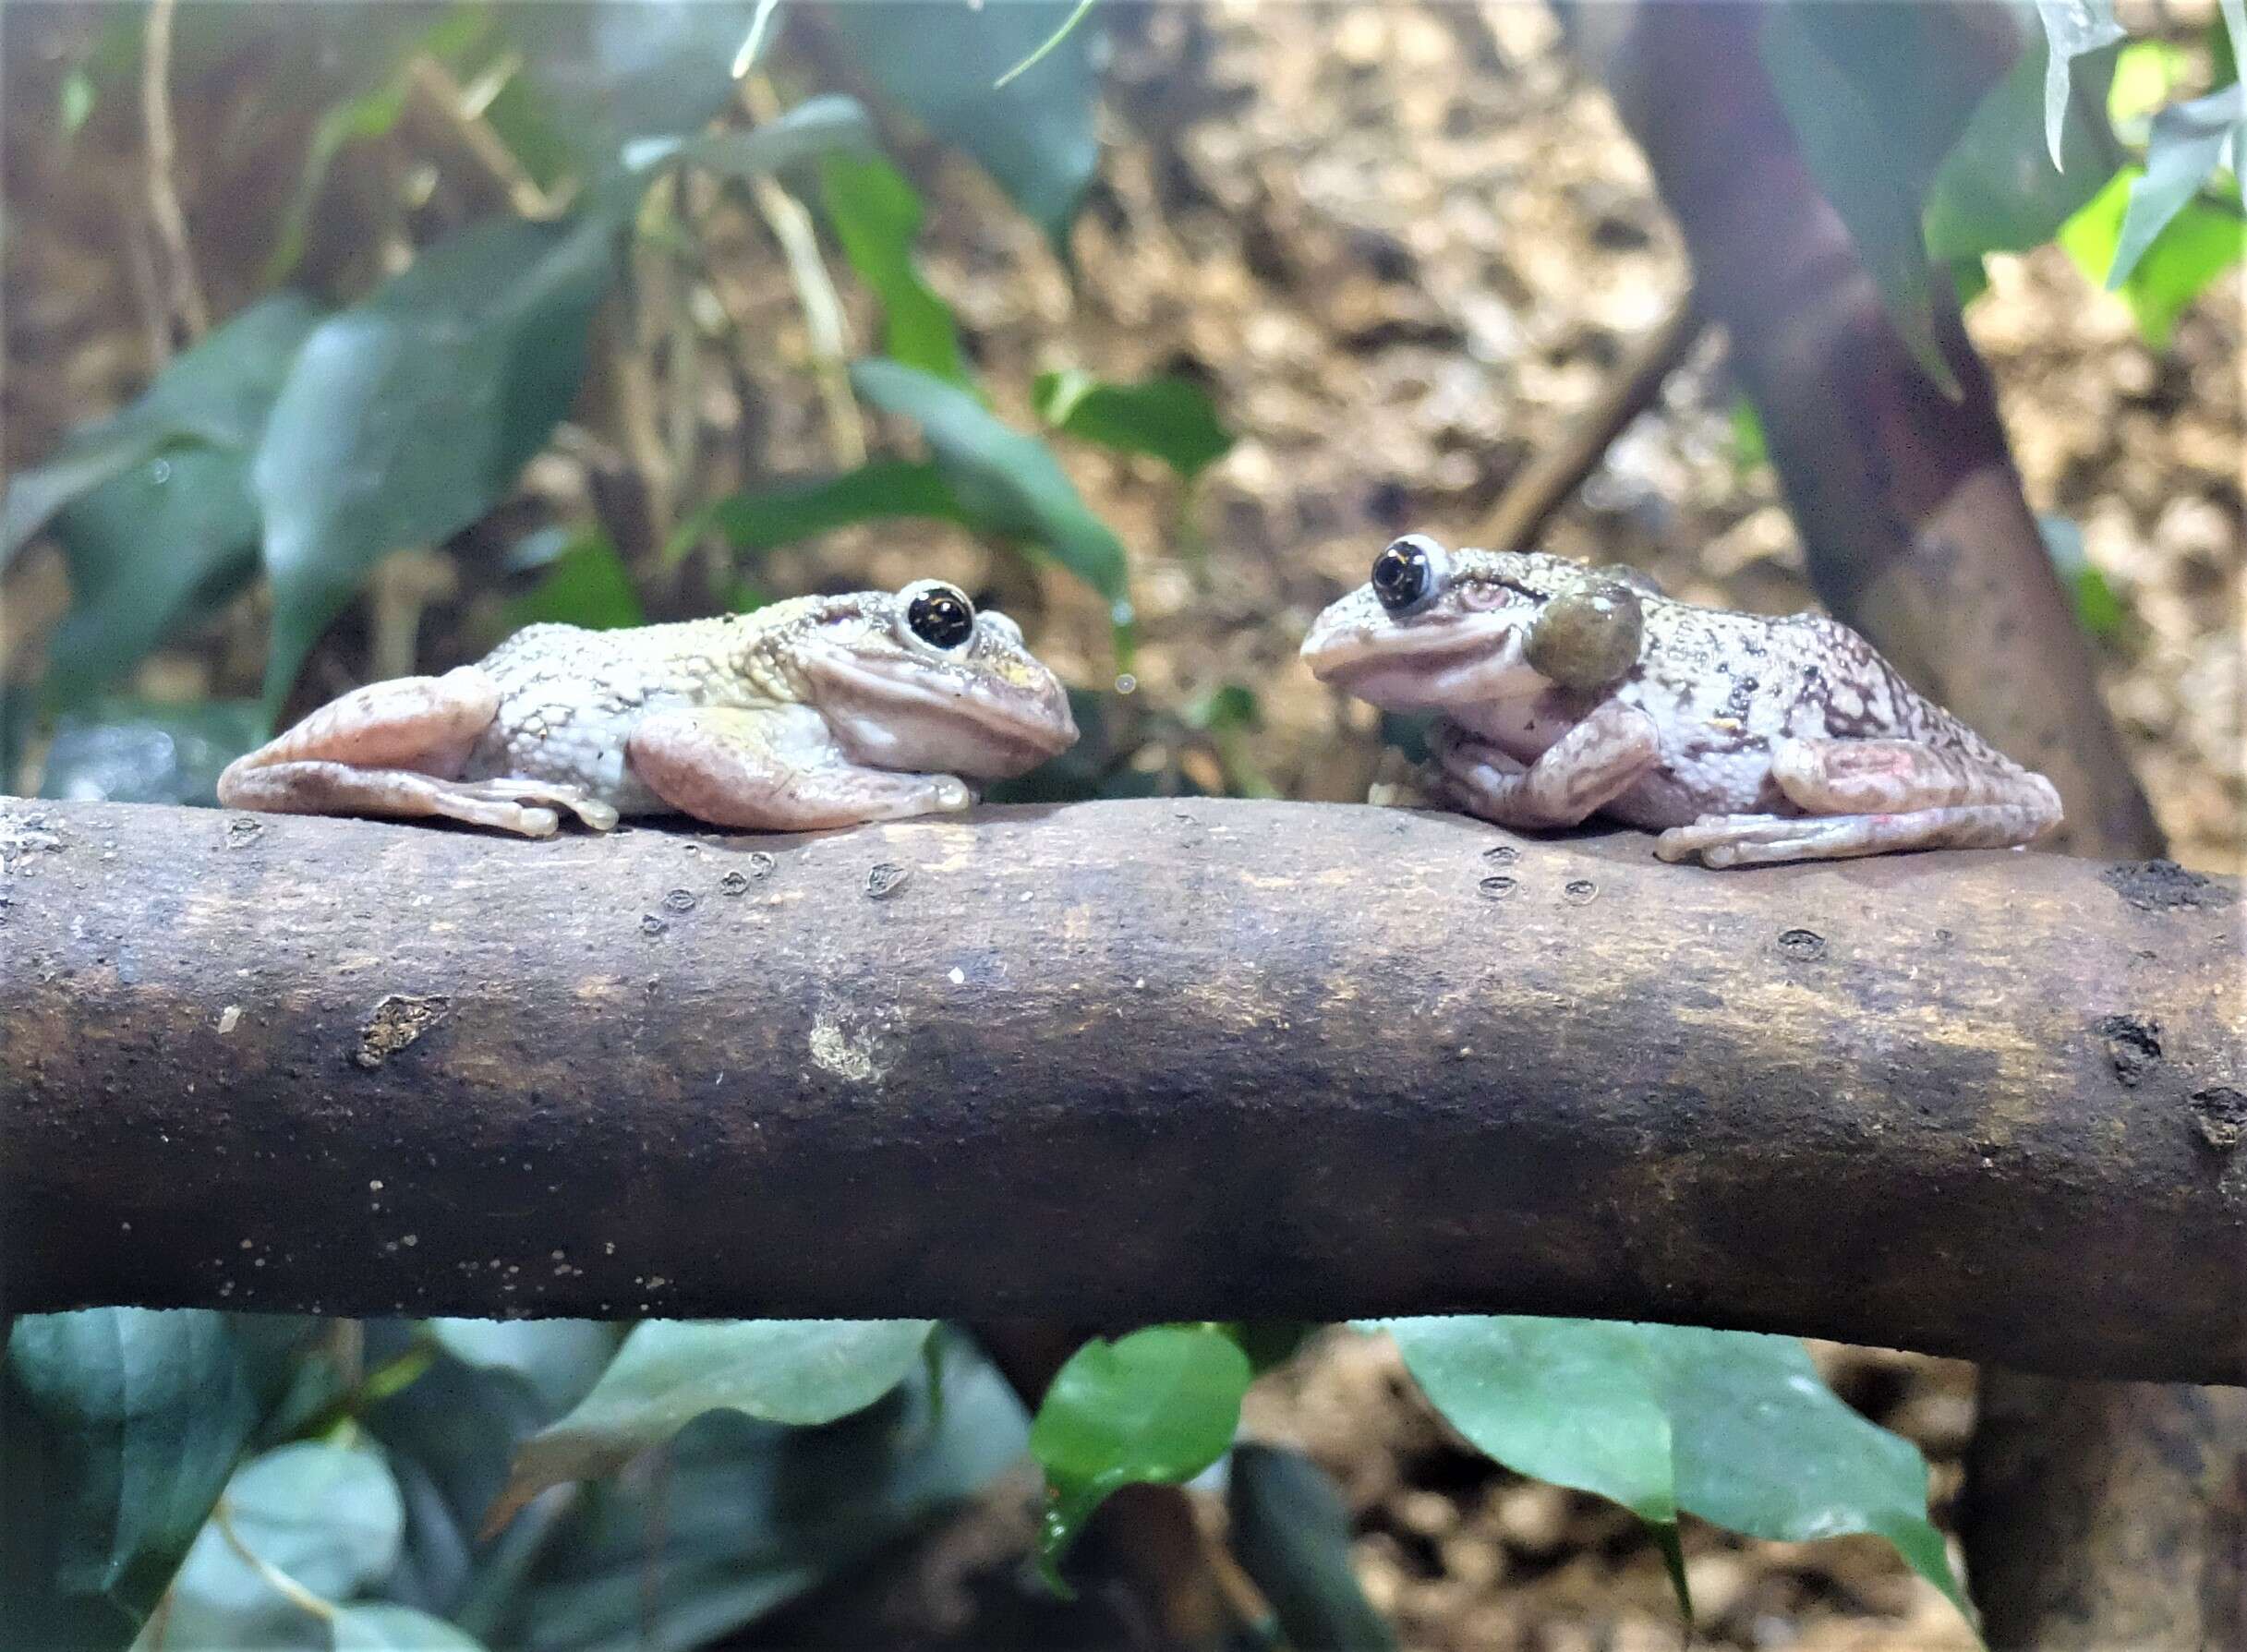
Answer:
[800,646,1076,778]
[1302,613,1543,709]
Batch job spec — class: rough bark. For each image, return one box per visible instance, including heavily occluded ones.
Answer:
[1590,6,2243,1644]
[2,796,2241,1384]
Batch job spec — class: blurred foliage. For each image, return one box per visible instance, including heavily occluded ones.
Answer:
[5,0,2241,1643]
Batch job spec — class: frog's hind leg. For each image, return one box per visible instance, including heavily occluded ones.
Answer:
[1655,737,2062,867]
[215,668,618,837]
[627,705,972,830]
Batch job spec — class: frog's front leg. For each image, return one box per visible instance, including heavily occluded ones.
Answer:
[1431,701,1661,829]
[1656,736,2062,867]
[216,669,620,838]
[626,705,973,831]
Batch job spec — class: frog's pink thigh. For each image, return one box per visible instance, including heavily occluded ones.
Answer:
[1770,736,2061,824]
[627,706,972,831]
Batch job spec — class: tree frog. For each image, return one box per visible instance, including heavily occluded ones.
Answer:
[218,582,1079,836]
[1301,537,2062,866]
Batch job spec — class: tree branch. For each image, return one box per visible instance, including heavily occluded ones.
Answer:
[2,797,2240,1381]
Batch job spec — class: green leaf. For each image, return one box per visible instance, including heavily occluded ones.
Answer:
[2038,513,2128,640]
[623,92,876,177]
[494,1328,1025,1652]
[1033,369,1234,482]
[850,358,1131,612]
[1758,2,2001,395]
[38,699,267,806]
[2060,165,2246,347]
[675,460,971,565]
[425,1320,622,1421]
[160,1441,405,1649]
[332,1605,488,1651]
[2109,82,2245,284]
[2,1310,278,1645]
[492,1320,935,1525]
[42,447,263,707]
[2108,39,2191,138]
[1379,1319,1969,1626]
[1924,20,2125,260]
[1383,1317,1676,1525]
[501,1,768,183]
[2032,0,2127,166]
[820,153,972,386]
[821,0,1104,247]
[4,293,323,562]
[1728,394,1770,473]
[500,530,645,633]
[1028,1325,1250,1590]
[1227,1442,1394,1652]
[253,211,622,708]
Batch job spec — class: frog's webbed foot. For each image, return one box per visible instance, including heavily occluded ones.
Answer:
[216,669,612,837]
[627,706,972,831]
[1431,703,1661,830]
[1656,736,2063,867]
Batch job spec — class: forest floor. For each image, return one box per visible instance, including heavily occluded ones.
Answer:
[5,2,2240,1648]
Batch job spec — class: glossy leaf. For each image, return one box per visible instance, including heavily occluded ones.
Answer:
[1378,1318,1969,1625]
[42,447,263,708]
[253,211,622,708]
[1384,1317,1676,1525]
[491,1320,935,1527]
[821,0,1104,247]
[494,1328,1026,1652]
[332,1605,488,1651]
[3,293,321,562]
[2,1310,278,1645]
[2032,0,2128,165]
[820,153,972,386]
[499,531,645,633]
[502,1,767,180]
[425,1320,622,1421]
[674,460,971,565]
[2037,515,2129,642]
[1028,1325,1250,1588]
[2060,165,2246,347]
[157,1440,405,1650]
[2109,82,2245,284]
[851,358,1131,610]
[1034,369,1234,481]
[624,92,876,177]
[1227,1442,1395,1652]
[38,699,266,806]
[1925,22,2124,259]
[1759,2,2001,394]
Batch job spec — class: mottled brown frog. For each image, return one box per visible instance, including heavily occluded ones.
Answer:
[1301,537,2062,866]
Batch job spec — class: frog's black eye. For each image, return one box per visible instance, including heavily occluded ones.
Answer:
[905,584,975,650]
[1371,535,1445,613]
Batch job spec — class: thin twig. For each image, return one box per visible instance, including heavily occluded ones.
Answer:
[140,0,209,342]
[214,1500,339,1624]
[404,55,558,220]
[743,75,866,468]
[1476,293,1709,551]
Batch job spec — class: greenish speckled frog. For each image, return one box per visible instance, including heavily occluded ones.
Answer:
[219,582,1078,836]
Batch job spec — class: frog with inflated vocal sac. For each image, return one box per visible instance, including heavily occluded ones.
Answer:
[218,582,1079,836]
[1301,537,2063,867]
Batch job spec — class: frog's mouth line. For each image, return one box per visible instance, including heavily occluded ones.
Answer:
[804,650,1079,767]
[1301,614,1531,705]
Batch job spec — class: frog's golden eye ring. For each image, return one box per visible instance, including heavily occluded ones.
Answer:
[1372,535,1448,614]
[1525,574,1646,689]
[902,581,976,650]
